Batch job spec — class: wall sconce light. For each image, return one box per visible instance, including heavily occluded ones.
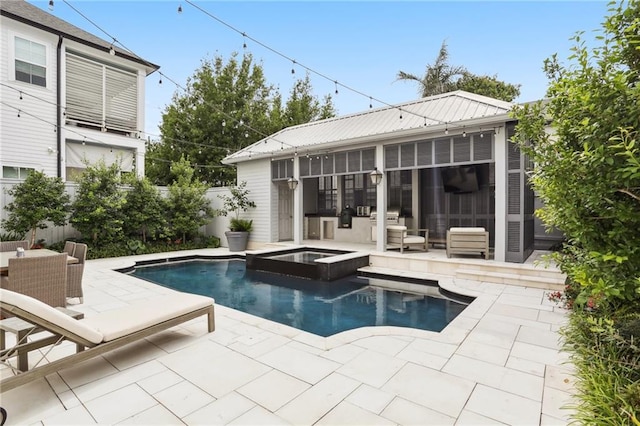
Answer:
[287,176,299,190]
[370,167,383,186]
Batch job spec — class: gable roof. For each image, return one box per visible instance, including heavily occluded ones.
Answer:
[1,0,159,75]
[224,90,514,164]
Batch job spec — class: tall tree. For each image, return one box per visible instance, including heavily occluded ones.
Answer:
[1,171,70,247]
[397,40,520,101]
[396,41,466,97]
[146,53,336,186]
[70,161,125,245]
[166,156,215,243]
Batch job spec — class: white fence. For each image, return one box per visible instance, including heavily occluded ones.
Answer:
[0,180,232,247]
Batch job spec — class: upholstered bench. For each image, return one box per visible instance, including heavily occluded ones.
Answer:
[446,227,489,259]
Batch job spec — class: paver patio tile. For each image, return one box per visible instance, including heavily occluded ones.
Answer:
[137,370,184,395]
[544,365,576,393]
[511,342,568,366]
[56,355,120,390]
[488,303,541,321]
[0,378,65,425]
[505,356,546,377]
[228,405,292,425]
[542,386,575,422]
[381,362,475,418]
[382,396,456,425]
[337,349,407,387]
[153,380,215,418]
[84,384,157,424]
[103,338,168,370]
[321,342,366,364]
[237,369,310,412]
[345,383,395,414]
[316,401,396,425]
[353,335,411,356]
[456,339,511,365]
[71,360,166,403]
[118,404,183,425]
[455,409,508,425]
[516,326,562,350]
[275,372,360,425]
[464,384,541,425]
[257,343,340,384]
[160,340,270,397]
[183,392,256,425]
[396,344,450,370]
[40,405,97,425]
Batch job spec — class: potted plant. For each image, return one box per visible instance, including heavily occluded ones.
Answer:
[218,181,256,252]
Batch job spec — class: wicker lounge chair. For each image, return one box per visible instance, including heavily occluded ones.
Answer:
[0,241,29,252]
[0,254,67,308]
[66,243,86,303]
[0,288,215,392]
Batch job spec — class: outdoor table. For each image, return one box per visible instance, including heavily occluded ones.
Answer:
[0,249,78,276]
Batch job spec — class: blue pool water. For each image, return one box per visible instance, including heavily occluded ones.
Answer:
[129,259,468,337]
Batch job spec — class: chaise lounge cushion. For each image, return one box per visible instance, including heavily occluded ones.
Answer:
[1,289,103,344]
[0,289,215,343]
[82,293,215,341]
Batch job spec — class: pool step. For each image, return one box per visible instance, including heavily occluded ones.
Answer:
[367,253,566,290]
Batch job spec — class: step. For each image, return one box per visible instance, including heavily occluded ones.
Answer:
[455,268,565,290]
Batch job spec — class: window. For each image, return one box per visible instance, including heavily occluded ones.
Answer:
[342,173,376,209]
[15,37,46,87]
[317,176,337,215]
[387,170,412,216]
[2,166,33,179]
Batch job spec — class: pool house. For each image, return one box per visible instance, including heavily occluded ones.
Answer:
[223,90,557,264]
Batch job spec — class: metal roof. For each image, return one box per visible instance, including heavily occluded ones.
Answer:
[224,90,514,164]
[1,0,159,75]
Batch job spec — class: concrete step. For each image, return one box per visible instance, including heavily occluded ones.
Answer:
[455,268,565,290]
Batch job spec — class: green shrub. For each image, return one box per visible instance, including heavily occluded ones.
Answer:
[562,309,640,425]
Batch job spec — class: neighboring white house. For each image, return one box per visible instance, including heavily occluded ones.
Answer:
[223,90,561,263]
[0,0,159,181]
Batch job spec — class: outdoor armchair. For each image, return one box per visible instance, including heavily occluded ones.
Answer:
[0,241,29,253]
[66,243,86,303]
[0,254,67,308]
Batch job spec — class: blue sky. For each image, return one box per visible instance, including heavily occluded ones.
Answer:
[31,1,609,136]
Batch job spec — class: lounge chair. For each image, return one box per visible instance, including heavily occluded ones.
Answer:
[66,243,87,303]
[62,241,76,256]
[0,288,215,392]
[387,225,429,253]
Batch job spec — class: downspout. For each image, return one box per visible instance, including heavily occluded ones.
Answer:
[56,35,63,177]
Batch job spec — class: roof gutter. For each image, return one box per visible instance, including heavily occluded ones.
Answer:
[56,35,63,178]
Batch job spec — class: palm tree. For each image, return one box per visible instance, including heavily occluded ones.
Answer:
[396,41,466,98]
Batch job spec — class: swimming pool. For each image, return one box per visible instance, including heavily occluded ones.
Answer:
[129,259,468,337]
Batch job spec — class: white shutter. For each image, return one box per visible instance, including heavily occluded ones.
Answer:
[105,67,137,132]
[66,54,103,127]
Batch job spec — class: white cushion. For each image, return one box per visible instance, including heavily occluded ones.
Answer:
[0,288,103,344]
[387,225,407,231]
[449,227,486,233]
[81,292,214,342]
[403,236,425,244]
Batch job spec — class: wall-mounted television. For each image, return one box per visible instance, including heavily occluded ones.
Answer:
[441,165,479,193]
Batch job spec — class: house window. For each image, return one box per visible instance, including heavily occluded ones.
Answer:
[342,173,376,209]
[317,176,337,215]
[15,37,46,87]
[2,166,33,179]
[387,170,412,216]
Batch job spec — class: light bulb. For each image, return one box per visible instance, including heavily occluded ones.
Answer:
[48,0,54,10]
[177,4,182,13]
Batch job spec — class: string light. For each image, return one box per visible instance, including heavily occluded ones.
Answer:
[17,110,20,118]
[399,108,403,120]
[19,91,23,100]
[242,32,247,49]
[334,81,338,95]
[291,60,296,74]
[48,0,54,10]
[177,4,183,13]
[369,97,373,109]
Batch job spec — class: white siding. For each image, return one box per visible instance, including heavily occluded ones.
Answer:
[237,159,274,244]
[1,19,60,177]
